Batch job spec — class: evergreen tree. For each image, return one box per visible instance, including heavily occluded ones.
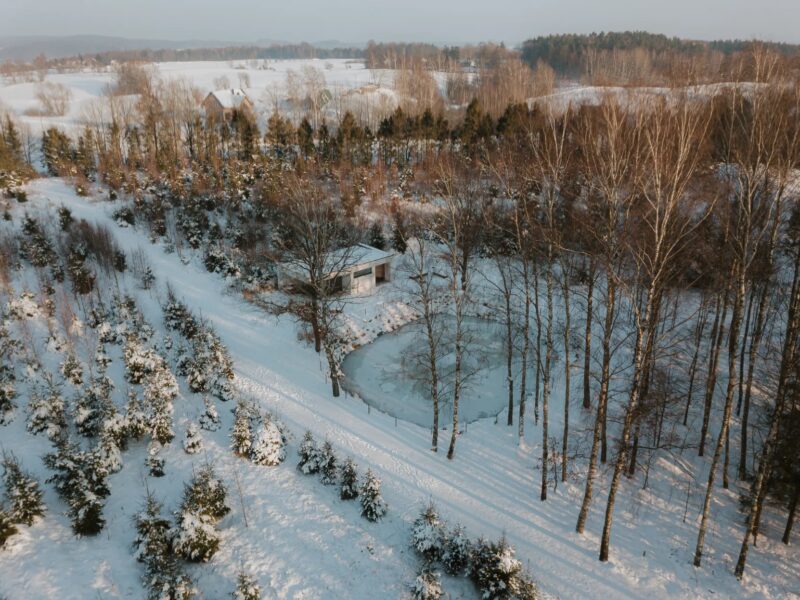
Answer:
[232,569,262,600]
[442,524,471,576]
[411,502,445,562]
[170,511,220,562]
[231,400,253,456]
[250,417,286,466]
[391,224,407,255]
[27,384,67,441]
[0,506,17,548]
[133,494,196,600]
[125,391,148,440]
[411,568,443,600]
[0,324,18,425]
[199,397,221,431]
[297,430,321,474]
[147,443,166,477]
[318,441,338,485]
[360,470,387,522]
[339,457,359,500]
[59,353,83,385]
[181,464,230,522]
[469,536,536,600]
[183,423,203,455]
[297,117,315,157]
[2,454,45,525]
[368,222,387,250]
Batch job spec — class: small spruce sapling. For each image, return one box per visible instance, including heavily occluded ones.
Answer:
[339,458,359,500]
[232,569,262,600]
[360,470,387,522]
[318,441,338,485]
[2,455,45,525]
[183,423,203,455]
[297,430,321,474]
[231,400,253,457]
[0,506,17,548]
[411,568,443,600]
[250,417,286,466]
[411,502,445,562]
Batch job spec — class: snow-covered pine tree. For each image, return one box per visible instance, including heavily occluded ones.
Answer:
[469,536,536,600]
[442,524,471,576]
[318,441,338,485]
[183,423,203,455]
[411,568,443,600]
[170,510,220,562]
[1,454,45,525]
[145,365,178,445]
[59,353,83,386]
[411,502,445,563]
[339,457,359,500]
[133,493,195,600]
[146,443,166,477]
[97,424,124,474]
[250,416,286,466]
[231,400,253,457]
[125,391,148,440]
[0,506,17,548]
[199,397,221,431]
[74,373,114,437]
[232,568,261,600]
[360,470,387,522]
[27,384,67,441]
[181,464,230,522]
[297,430,321,474]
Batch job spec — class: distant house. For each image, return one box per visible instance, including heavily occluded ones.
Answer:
[277,244,395,295]
[202,89,254,120]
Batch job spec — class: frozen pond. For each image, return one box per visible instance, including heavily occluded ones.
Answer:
[342,317,521,428]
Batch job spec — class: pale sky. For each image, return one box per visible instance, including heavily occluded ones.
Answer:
[1,0,798,45]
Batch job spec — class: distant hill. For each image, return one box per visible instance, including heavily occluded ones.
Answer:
[0,34,242,61]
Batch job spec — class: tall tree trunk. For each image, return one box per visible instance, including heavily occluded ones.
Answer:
[736,286,756,416]
[534,272,542,426]
[518,259,531,438]
[694,269,746,567]
[576,276,616,533]
[541,257,554,500]
[562,265,572,482]
[583,259,596,410]
[684,296,709,426]
[700,289,729,456]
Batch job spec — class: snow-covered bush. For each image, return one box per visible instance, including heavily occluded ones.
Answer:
[411,502,445,563]
[318,441,338,485]
[0,324,19,424]
[442,524,472,576]
[250,416,286,466]
[183,423,203,454]
[297,430,321,474]
[469,536,536,600]
[339,457,359,500]
[232,569,261,600]
[6,291,41,320]
[2,455,45,525]
[411,568,443,600]
[360,470,387,522]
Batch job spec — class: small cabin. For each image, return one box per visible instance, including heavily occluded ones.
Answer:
[202,89,254,120]
[277,244,394,295]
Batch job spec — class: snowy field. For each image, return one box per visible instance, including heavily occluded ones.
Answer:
[0,178,797,599]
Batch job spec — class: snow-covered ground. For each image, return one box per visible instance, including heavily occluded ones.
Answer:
[1,178,797,599]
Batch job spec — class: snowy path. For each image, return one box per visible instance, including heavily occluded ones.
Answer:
[2,178,796,600]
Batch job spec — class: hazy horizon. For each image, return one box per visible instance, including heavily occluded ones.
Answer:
[1,0,799,47]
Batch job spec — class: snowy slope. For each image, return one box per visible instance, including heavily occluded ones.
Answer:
[0,178,798,599]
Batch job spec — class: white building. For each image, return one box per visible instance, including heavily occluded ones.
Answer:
[277,244,394,295]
